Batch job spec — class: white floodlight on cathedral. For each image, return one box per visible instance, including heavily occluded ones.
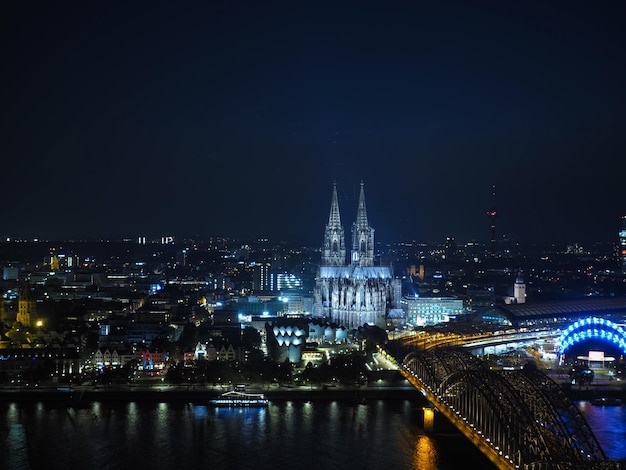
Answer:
[313,182,400,330]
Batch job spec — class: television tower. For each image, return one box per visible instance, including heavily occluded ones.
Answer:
[619,215,626,275]
[486,185,498,256]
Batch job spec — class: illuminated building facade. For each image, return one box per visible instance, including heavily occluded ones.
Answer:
[313,182,399,330]
[400,296,464,327]
[3,266,19,281]
[265,318,308,363]
[557,317,626,365]
[252,264,303,293]
[514,270,526,304]
[271,272,303,291]
[252,262,271,291]
[265,317,349,363]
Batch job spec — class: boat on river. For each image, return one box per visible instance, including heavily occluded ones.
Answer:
[209,390,269,407]
[590,397,623,406]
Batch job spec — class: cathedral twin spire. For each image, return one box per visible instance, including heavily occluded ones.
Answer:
[322,182,346,266]
[322,181,374,267]
[352,181,375,266]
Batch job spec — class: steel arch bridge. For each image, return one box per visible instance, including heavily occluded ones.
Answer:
[393,347,624,470]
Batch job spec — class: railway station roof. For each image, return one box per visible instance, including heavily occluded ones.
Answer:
[493,297,626,326]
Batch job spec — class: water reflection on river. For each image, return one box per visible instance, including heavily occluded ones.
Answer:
[1,398,624,470]
[0,399,497,470]
[576,400,626,461]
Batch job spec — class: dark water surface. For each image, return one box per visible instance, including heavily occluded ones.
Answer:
[576,400,626,461]
[1,398,624,470]
[0,399,497,470]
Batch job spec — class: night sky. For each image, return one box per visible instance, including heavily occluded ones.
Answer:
[2,1,626,247]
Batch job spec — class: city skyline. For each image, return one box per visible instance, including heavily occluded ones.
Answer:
[2,2,626,246]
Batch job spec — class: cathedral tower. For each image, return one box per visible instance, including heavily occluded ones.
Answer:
[321,182,346,266]
[351,181,374,267]
[314,181,396,330]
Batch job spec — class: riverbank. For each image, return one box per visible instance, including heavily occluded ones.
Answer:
[1,380,624,405]
[0,384,423,404]
[562,383,626,402]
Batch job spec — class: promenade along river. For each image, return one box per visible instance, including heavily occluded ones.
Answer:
[0,396,624,470]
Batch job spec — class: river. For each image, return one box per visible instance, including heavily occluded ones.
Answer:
[0,398,624,470]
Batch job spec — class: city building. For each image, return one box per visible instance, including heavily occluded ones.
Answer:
[93,348,134,369]
[2,266,19,281]
[400,295,465,327]
[479,297,626,328]
[271,272,303,291]
[514,269,526,304]
[265,317,348,363]
[313,182,400,330]
[252,262,271,291]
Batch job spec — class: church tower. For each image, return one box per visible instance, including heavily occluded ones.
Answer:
[17,283,37,327]
[351,181,374,267]
[321,182,346,266]
[514,269,526,304]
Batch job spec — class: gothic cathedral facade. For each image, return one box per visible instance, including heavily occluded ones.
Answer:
[313,182,399,330]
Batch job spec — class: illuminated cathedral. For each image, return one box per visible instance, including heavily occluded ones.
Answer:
[313,182,400,330]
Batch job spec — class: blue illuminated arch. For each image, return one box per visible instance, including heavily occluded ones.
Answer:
[558,317,626,356]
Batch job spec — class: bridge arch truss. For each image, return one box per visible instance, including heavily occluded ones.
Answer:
[402,349,614,469]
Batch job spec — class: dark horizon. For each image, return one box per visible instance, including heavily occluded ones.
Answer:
[0,228,621,250]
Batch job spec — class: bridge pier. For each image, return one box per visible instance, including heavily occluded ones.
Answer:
[422,405,435,433]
